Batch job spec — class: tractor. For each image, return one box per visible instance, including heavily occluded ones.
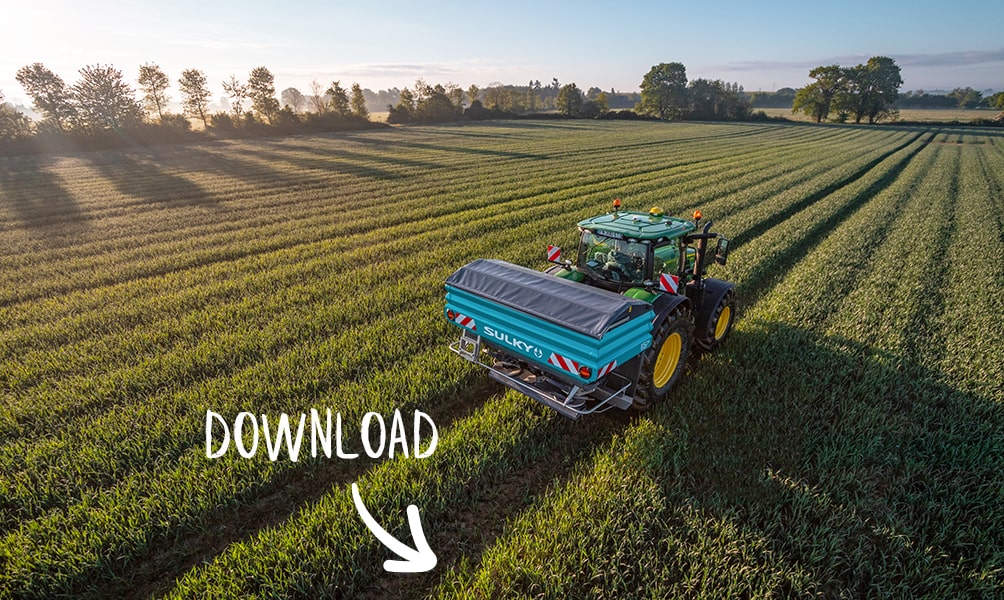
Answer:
[444,199,735,419]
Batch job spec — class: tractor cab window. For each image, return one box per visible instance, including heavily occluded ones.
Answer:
[579,231,648,284]
[653,242,697,278]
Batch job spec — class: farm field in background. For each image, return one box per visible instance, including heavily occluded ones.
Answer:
[1,120,1002,598]
[759,106,1002,123]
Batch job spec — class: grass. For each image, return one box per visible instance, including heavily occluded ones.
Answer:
[758,106,1002,123]
[0,120,1001,598]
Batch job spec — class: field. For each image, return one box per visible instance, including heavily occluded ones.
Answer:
[759,106,1002,123]
[1,120,1002,598]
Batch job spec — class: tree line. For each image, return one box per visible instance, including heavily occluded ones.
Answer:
[0,62,380,150]
[3,58,1001,151]
[896,88,1004,110]
[791,57,907,123]
[637,62,752,121]
[786,56,1004,123]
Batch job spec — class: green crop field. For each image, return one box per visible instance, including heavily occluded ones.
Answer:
[1,120,1002,598]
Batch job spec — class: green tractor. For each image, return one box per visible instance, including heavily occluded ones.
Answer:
[445,200,735,419]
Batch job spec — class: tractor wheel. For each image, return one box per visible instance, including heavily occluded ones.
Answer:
[635,305,693,409]
[696,289,736,352]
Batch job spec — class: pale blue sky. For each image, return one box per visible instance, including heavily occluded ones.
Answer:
[2,0,1002,106]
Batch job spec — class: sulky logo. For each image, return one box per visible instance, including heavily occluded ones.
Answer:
[483,325,545,358]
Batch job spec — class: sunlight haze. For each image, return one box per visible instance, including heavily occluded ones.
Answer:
[3,0,1002,106]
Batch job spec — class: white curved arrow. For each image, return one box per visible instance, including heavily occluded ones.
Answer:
[351,483,437,573]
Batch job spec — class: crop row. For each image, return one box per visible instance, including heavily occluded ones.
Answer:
[430,134,1004,597]
[1,126,912,433]
[0,123,870,306]
[1,195,628,527]
[157,128,954,596]
[1,127,910,385]
[4,122,996,598]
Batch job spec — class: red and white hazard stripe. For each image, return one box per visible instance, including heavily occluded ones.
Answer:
[452,312,476,331]
[548,352,579,375]
[547,245,562,262]
[597,360,617,378]
[658,273,680,294]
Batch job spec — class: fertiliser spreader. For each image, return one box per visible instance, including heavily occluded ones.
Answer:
[445,200,735,419]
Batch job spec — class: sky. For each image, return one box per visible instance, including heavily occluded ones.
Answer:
[2,0,1003,108]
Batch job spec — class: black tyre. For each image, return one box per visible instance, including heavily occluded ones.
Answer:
[635,305,693,409]
[696,288,736,352]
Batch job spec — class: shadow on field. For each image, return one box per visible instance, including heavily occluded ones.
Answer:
[250,145,411,181]
[731,130,934,313]
[340,127,548,161]
[658,319,1004,595]
[178,144,310,192]
[86,150,218,210]
[0,157,88,234]
[733,130,929,252]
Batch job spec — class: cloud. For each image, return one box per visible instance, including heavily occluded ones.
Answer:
[713,48,1004,72]
[895,48,1004,67]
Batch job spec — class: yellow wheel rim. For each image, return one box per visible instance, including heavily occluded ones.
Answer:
[653,332,682,388]
[714,306,732,340]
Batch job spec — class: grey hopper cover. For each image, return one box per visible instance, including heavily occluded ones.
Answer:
[445,259,652,339]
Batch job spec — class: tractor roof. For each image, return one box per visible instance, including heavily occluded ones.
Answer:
[578,209,696,242]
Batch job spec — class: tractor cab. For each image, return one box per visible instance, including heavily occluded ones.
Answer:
[550,202,720,293]
[548,201,731,294]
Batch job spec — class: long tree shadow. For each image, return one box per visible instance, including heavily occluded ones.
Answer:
[0,157,88,236]
[655,320,1003,595]
[339,128,549,161]
[86,150,217,210]
[248,145,407,182]
[733,130,935,311]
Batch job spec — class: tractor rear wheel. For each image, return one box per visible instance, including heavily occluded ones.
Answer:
[696,288,736,352]
[635,305,693,409]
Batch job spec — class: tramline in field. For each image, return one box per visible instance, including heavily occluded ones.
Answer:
[445,199,735,418]
[4,121,1002,598]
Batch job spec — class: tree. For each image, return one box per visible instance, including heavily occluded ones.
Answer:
[687,79,749,120]
[639,62,688,119]
[350,83,368,119]
[833,57,902,124]
[15,63,77,131]
[833,65,869,123]
[281,87,306,113]
[326,80,351,116]
[859,56,903,123]
[445,83,464,111]
[466,84,479,106]
[73,64,143,131]
[137,63,170,121]
[949,87,983,109]
[557,83,583,117]
[792,65,844,122]
[178,68,211,128]
[414,84,458,122]
[309,80,327,114]
[483,84,512,111]
[0,89,33,142]
[248,66,280,123]
[687,78,718,120]
[595,91,609,113]
[222,75,249,118]
[387,87,415,123]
